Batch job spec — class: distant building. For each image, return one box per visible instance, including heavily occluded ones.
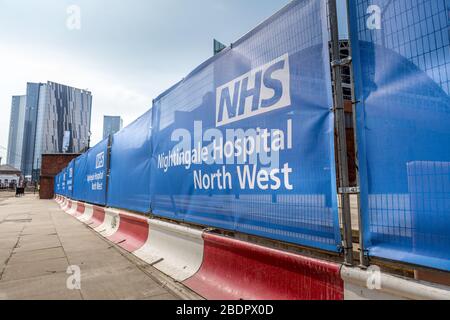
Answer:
[0,164,21,188]
[103,116,123,139]
[7,81,92,181]
[7,95,27,171]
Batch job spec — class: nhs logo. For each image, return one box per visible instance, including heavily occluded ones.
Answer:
[216,54,291,127]
[96,152,105,169]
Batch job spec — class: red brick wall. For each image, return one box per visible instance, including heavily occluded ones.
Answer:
[39,154,80,199]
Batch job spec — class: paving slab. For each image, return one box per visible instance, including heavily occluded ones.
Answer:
[139,293,179,300]
[21,227,57,236]
[0,226,24,235]
[18,234,59,244]
[61,238,112,254]
[0,273,82,300]
[14,240,62,253]
[0,195,181,300]
[0,239,19,250]
[66,248,130,270]
[7,247,66,265]
[2,257,69,281]
[80,266,173,300]
[0,250,11,262]
[0,251,11,271]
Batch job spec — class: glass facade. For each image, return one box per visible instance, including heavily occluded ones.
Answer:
[6,95,27,171]
[10,81,92,180]
[31,82,93,180]
[102,115,123,139]
[21,83,42,178]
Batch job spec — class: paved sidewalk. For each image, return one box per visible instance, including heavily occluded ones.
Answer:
[0,194,179,300]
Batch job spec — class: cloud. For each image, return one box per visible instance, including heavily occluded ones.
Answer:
[0,40,182,153]
[0,0,292,160]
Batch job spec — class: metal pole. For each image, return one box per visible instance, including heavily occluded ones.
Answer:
[329,0,354,265]
[104,134,112,204]
[345,0,370,268]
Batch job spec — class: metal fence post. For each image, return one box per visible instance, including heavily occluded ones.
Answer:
[328,0,354,266]
[345,0,370,268]
[105,134,112,204]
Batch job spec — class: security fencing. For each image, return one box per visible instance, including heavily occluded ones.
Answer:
[55,0,450,272]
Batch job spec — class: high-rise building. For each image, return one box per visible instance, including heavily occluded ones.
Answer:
[103,115,123,139]
[21,82,45,179]
[7,95,27,170]
[8,81,92,180]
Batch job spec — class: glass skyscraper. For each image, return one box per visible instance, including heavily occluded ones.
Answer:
[103,115,123,139]
[7,81,92,180]
[7,95,27,171]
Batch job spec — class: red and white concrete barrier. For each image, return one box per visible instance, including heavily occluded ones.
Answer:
[78,203,94,223]
[62,199,72,212]
[183,232,344,300]
[73,202,85,218]
[341,266,450,300]
[94,208,120,237]
[133,219,204,282]
[57,200,450,300]
[67,201,78,215]
[106,212,148,252]
[86,206,106,229]
[59,197,67,209]
[58,202,343,300]
[65,200,74,214]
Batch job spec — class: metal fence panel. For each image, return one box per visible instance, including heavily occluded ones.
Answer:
[54,173,60,195]
[349,0,450,270]
[59,173,63,195]
[150,0,341,252]
[61,167,67,197]
[84,139,108,206]
[107,110,153,213]
[73,153,88,201]
[66,160,74,198]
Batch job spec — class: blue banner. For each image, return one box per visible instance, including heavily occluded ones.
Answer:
[59,171,62,195]
[66,160,74,198]
[54,173,60,195]
[61,167,67,196]
[150,0,340,251]
[58,173,63,195]
[107,110,153,213]
[73,153,88,202]
[84,139,108,206]
[349,0,450,270]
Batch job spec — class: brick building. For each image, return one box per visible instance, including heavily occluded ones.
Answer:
[39,153,80,199]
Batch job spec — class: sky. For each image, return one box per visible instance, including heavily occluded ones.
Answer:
[0,0,348,162]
